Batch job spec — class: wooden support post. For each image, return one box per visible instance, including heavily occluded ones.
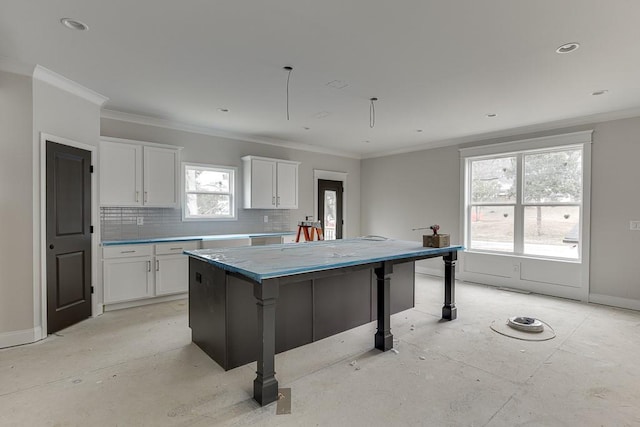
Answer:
[253,279,279,406]
[442,251,457,320]
[374,262,394,351]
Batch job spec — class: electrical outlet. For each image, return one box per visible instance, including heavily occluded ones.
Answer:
[264,215,268,223]
[136,217,144,226]
[631,221,640,231]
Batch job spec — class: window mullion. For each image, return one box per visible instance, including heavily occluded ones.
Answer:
[513,153,524,254]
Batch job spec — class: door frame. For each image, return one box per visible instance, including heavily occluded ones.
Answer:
[313,170,348,238]
[38,133,100,338]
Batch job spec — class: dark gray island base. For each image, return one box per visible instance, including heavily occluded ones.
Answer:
[186,238,462,406]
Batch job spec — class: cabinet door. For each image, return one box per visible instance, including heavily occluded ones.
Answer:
[249,158,276,208]
[276,162,298,209]
[143,146,179,207]
[100,141,142,206]
[103,257,153,303]
[155,254,189,295]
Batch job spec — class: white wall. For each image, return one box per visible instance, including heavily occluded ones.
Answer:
[362,117,640,309]
[100,118,362,237]
[0,70,34,341]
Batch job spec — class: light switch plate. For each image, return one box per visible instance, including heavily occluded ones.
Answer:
[264,215,268,223]
[136,217,144,226]
[630,221,640,230]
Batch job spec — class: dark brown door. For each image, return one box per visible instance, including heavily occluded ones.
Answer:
[46,141,92,334]
[318,179,343,240]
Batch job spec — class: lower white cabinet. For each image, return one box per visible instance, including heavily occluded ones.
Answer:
[102,241,198,305]
[155,254,189,296]
[154,241,199,295]
[104,256,153,303]
[103,244,154,304]
[102,236,292,307]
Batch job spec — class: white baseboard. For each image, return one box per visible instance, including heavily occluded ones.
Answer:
[415,266,443,277]
[93,303,104,318]
[0,326,43,349]
[104,293,187,312]
[589,293,640,312]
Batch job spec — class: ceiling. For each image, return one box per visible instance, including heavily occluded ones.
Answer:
[2,1,640,158]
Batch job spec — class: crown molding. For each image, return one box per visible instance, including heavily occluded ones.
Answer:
[101,109,362,159]
[362,107,640,159]
[33,65,108,106]
[0,56,34,76]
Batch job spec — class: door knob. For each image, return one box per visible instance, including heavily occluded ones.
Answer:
[49,244,54,249]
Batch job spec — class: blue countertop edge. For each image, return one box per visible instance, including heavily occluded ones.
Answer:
[185,242,465,283]
[101,231,296,246]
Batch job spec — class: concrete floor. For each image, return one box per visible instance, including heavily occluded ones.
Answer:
[2,275,640,426]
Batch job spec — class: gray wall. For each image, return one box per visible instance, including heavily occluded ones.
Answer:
[590,117,640,300]
[0,70,34,335]
[100,118,362,237]
[32,76,103,331]
[361,116,640,305]
[361,145,461,273]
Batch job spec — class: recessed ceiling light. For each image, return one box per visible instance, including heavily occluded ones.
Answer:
[60,18,89,31]
[591,90,608,96]
[314,111,330,119]
[218,108,229,113]
[555,42,580,54]
[326,80,349,89]
[486,113,497,118]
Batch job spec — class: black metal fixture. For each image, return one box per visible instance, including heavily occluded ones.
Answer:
[369,97,378,128]
[284,66,293,120]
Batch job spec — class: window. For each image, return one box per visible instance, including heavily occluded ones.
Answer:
[183,163,236,220]
[465,144,584,260]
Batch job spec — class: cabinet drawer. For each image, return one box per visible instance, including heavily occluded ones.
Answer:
[251,236,283,246]
[201,238,251,249]
[155,241,199,255]
[103,244,153,259]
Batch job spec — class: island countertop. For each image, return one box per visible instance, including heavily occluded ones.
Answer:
[185,237,464,282]
[101,231,295,246]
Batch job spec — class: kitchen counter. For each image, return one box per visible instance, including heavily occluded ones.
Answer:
[101,231,296,246]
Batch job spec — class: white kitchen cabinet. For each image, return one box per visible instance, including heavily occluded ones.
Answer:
[155,254,189,295]
[103,245,153,304]
[100,138,180,207]
[154,241,199,296]
[242,156,299,209]
[99,140,142,206]
[143,146,179,207]
[200,238,252,249]
[251,236,284,246]
[102,241,198,305]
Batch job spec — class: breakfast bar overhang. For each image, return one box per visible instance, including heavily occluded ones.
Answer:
[186,237,464,406]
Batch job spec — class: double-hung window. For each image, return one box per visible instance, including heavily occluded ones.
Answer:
[464,135,588,261]
[183,163,236,220]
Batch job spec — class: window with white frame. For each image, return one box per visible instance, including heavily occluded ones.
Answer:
[465,144,583,260]
[183,163,236,220]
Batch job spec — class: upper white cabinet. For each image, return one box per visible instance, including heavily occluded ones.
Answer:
[100,138,180,207]
[100,140,142,206]
[242,155,299,209]
[143,146,180,207]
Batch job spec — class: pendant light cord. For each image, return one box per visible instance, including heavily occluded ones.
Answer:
[370,97,378,128]
[284,66,293,120]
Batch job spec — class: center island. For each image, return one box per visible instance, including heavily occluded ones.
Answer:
[186,237,463,406]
